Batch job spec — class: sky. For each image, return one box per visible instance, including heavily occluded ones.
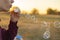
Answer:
[12,0,60,14]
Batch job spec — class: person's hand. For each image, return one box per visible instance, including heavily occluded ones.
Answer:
[10,7,20,22]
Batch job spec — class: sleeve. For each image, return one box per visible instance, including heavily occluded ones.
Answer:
[7,20,18,40]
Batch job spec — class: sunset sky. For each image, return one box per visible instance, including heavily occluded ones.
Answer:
[12,0,60,14]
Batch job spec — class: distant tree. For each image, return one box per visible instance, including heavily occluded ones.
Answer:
[47,8,57,15]
[31,8,39,15]
[57,11,60,15]
[22,10,27,14]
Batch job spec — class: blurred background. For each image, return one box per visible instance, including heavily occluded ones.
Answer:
[0,0,60,40]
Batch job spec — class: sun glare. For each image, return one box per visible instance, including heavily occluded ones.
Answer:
[12,0,60,14]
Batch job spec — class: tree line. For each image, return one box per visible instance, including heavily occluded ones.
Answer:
[47,8,60,15]
[23,8,60,15]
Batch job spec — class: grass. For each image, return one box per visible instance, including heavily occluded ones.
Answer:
[0,13,60,40]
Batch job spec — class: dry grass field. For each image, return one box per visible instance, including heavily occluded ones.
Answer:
[0,12,60,40]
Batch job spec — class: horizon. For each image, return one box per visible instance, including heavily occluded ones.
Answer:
[12,0,60,14]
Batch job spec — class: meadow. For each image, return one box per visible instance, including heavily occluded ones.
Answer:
[0,12,60,40]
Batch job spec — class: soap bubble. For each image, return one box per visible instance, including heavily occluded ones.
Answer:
[43,31,50,39]
[54,21,60,28]
[25,14,31,19]
[14,35,23,40]
[41,21,48,27]
[31,15,38,23]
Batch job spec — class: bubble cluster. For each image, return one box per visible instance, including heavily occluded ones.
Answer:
[25,15,38,23]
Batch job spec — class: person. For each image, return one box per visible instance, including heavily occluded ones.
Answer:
[0,0,20,40]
